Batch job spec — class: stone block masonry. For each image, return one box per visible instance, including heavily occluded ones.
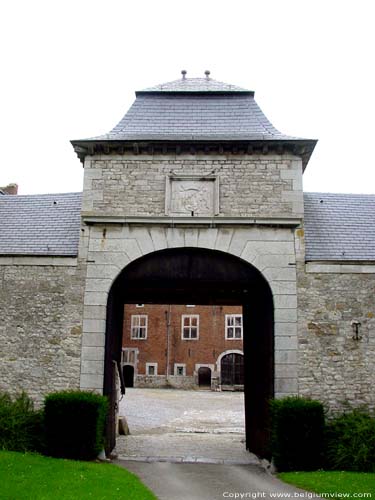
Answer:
[0,259,85,404]
[297,262,375,412]
[82,154,304,218]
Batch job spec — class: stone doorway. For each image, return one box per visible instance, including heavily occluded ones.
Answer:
[104,247,274,458]
[198,367,212,388]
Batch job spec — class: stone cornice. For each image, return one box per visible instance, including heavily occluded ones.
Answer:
[71,139,316,171]
[81,214,302,228]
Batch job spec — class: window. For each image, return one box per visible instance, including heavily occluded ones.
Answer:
[174,363,186,376]
[181,315,199,340]
[136,304,144,308]
[146,363,158,376]
[122,348,138,364]
[131,315,148,339]
[225,314,243,340]
[186,305,195,308]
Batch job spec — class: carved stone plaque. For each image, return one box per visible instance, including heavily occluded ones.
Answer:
[166,176,219,216]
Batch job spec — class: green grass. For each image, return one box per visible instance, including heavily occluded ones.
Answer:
[279,471,375,499]
[0,450,156,499]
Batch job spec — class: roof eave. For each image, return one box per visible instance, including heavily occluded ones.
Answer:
[135,90,255,97]
[71,138,317,170]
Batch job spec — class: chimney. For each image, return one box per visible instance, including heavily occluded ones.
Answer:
[0,183,18,195]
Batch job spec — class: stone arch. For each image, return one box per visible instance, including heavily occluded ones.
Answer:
[80,225,298,457]
[216,349,244,374]
[101,246,274,457]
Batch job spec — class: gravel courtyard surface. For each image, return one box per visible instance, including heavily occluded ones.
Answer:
[116,388,259,464]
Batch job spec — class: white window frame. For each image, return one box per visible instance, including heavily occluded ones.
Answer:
[121,348,138,365]
[181,314,199,340]
[131,314,148,339]
[136,304,144,308]
[186,305,195,308]
[174,363,186,376]
[146,362,158,376]
[225,314,243,340]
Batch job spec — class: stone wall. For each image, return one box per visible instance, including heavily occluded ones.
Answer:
[0,257,85,404]
[134,375,196,389]
[297,262,375,413]
[82,154,303,218]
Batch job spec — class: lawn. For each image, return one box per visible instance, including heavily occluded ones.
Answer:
[0,450,156,500]
[279,471,375,499]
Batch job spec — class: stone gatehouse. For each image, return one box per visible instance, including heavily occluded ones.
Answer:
[1,72,374,455]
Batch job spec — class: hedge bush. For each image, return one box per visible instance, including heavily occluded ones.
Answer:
[325,409,375,472]
[0,392,45,452]
[44,390,108,460]
[270,396,325,472]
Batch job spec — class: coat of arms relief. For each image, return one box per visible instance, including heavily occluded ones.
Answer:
[166,176,219,216]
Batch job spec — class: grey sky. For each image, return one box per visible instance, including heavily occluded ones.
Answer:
[1,0,374,195]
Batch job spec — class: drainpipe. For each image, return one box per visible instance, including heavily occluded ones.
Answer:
[165,305,172,381]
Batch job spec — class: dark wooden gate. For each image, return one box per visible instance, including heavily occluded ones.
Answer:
[221,353,244,385]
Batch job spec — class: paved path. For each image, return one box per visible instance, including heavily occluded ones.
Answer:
[115,389,314,499]
[116,461,310,500]
[117,388,253,464]
[119,388,245,434]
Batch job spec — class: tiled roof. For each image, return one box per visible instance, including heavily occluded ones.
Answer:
[0,192,81,256]
[86,77,302,142]
[2,190,373,262]
[304,192,375,261]
[91,94,301,142]
[139,77,250,93]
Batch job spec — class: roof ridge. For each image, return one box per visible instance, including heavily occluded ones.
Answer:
[139,76,251,93]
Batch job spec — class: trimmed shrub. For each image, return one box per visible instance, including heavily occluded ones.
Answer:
[325,409,375,472]
[44,390,108,460]
[0,391,45,452]
[270,396,325,472]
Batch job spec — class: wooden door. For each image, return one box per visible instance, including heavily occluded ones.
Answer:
[198,366,212,387]
[221,353,244,385]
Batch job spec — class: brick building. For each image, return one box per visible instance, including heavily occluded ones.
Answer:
[122,304,243,389]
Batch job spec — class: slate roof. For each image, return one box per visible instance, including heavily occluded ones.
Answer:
[139,77,250,93]
[85,77,302,142]
[304,192,375,261]
[0,192,81,256]
[1,191,374,261]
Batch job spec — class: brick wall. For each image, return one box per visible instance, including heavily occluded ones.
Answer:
[122,304,243,382]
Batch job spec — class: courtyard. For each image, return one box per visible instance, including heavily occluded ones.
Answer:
[116,388,260,465]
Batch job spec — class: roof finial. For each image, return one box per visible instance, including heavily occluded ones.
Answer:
[204,70,211,80]
[181,70,187,80]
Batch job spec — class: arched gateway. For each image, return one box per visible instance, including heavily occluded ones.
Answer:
[75,73,306,460]
[104,247,274,456]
